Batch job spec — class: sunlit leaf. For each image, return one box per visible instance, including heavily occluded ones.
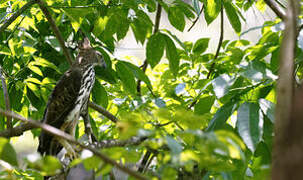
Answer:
[237,102,263,152]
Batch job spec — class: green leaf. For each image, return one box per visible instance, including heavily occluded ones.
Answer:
[93,16,108,36]
[237,102,263,152]
[120,61,152,90]
[163,34,180,76]
[203,0,221,25]
[168,7,185,31]
[212,74,236,98]
[0,137,18,166]
[207,102,237,131]
[259,99,275,123]
[146,33,165,68]
[83,156,102,170]
[224,1,241,34]
[116,61,136,95]
[241,60,266,82]
[194,96,215,115]
[192,38,210,54]
[92,79,108,108]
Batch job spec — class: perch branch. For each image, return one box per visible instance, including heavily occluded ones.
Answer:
[0,109,148,180]
[136,2,162,95]
[37,0,73,65]
[88,101,118,123]
[264,0,286,20]
[0,0,37,33]
[0,67,12,131]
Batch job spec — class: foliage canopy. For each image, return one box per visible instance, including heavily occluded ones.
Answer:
[0,0,301,179]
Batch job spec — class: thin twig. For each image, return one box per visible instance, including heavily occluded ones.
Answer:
[88,101,118,123]
[188,4,204,32]
[0,0,37,34]
[37,0,73,65]
[0,109,148,180]
[0,67,12,131]
[264,0,286,20]
[137,3,162,96]
[206,4,224,79]
[97,136,147,149]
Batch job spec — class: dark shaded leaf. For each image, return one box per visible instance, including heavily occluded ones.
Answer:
[116,61,136,95]
[92,79,108,108]
[192,38,210,54]
[194,96,215,115]
[146,33,165,68]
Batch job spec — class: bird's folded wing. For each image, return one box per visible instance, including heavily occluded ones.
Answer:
[43,68,82,129]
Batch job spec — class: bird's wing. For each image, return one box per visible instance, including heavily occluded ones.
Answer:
[43,67,82,128]
[38,68,82,155]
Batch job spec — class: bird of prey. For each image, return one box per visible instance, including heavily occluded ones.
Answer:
[38,38,106,157]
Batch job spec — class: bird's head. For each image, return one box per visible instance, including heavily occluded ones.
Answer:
[75,37,106,68]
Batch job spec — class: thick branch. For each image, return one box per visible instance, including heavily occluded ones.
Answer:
[264,0,286,20]
[0,109,148,180]
[0,67,12,130]
[37,0,73,65]
[0,123,34,137]
[272,0,298,178]
[88,101,118,123]
[137,3,162,95]
[0,0,37,33]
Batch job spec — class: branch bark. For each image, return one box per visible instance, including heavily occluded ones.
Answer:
[0,0,37,33]
[0,109,148,180]
[88,101,118,123]
[37,0,73,65]
[264,0,286,20]
[97,136,147,149]
[272,0,299,179]
[206,4,224,79]
[0,67,12,131]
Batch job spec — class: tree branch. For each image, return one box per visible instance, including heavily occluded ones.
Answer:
[37,0,73,65]
[97,136,147,149]
[136,2,162,96]
[0,109,148,180]
[0,0,37,34]
[0,66,12,131]
[206,4,224,79]
[88,101,118,123]
[272,0,298,178]
[264,0,286,20]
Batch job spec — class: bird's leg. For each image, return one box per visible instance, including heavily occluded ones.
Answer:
[57,138,79,160]
[81,105,98,144]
